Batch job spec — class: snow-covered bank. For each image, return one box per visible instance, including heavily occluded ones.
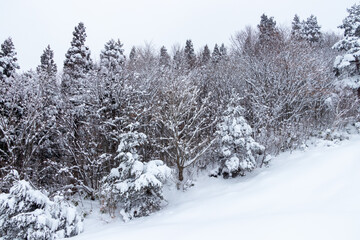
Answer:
[71,135,360,240]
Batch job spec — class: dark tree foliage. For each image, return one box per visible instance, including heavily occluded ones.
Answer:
[159,46,170,67]
[184,39,196,69]
[0,38,19,79]
[201,45,211,65]
[37,45,57,78]
[257,14,281,47]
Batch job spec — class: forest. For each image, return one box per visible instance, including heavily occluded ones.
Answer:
[0,3,360,239]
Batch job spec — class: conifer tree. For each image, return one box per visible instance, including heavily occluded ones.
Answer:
[212,44,221,63]
[159,46,170,67]
[100,39,125,76]
[219,43,227,57]
[201,45,211,65]
[333,3,360,92]
[215,97,265,178]
[257,14,280,46]
[291,14,302,39]
[37,45,57,79]
[184,39,196,69]
[62,22,93,94]
[302,15,322,43]
[0,38,20,79]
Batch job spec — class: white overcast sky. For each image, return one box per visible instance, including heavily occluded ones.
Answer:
[0,0,357,71]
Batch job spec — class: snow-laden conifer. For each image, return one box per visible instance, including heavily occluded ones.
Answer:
[0,177,83,240]
[333,4,360,91]
[216,99,265,178]
[0,37,19,80]
[100,129,171,221]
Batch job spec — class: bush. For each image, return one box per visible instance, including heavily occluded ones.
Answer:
[0,180,83,240]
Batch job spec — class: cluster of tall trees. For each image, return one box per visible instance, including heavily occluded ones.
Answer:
[1,4,359,222]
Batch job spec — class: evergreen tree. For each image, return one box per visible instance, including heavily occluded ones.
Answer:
[100,129,171,221]
[100,39,125,76]
[257,14,280,46]
[215,98,265,178]
[0,38,20,79]
[36,45,57,79]
[212,44,221,63]
[219,43,227,57]
[62,22,93,94]
[291,14,302,39]
[0,178,83,239]
[302,15,322,43]
[159,46,170,67]
[184,39,196,69]
[201,45,211,65]
[333,3,360,92]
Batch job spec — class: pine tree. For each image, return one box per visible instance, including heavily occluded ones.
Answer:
[184,39,196,69]
[159,46,170,67]
[201,45,211,65]
[0,178,83,239]
[100,129,171,221]
[215,98,265,178]
[212,44,221,63]
[0,38,20,79]
[291,14,302,39]
[37,45,57,79]
[333,3,360,92]
[257,14,280,46]
[302,15,322,43]
[62,22,93,94]
[100,39,125,76]
[220,43,227,57]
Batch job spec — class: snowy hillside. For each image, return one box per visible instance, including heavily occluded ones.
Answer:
[71,135,360,240]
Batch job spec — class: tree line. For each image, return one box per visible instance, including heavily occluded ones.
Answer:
[0,5,359,228]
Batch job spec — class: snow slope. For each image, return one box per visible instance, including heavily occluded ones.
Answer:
[71,135,360,240]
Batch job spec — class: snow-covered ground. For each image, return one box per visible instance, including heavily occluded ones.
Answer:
[71,135,360,240]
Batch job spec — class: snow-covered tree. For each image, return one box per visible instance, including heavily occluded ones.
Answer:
[100,129,171,221]
[257,14,281,47]
[0,37,20,80]
[37,45,57,79]
[100,39,125,76]
[219,43,227,58]
[62,22,93,95]
[291,14,302,40]
[212,43,227,64]
[333,3,360,92]
[201,45,211,65]
[216,99,265,178]
[0,178,83,240]
[184,39,196,69]
[159,46,170,68]
[302,15,322,43]
[153,75,214,187]
[212,44,221,63]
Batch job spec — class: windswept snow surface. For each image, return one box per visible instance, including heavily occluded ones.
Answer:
[71,136,360,240]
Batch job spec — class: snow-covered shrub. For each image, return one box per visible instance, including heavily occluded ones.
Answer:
[0,180,83,240]
[215,104,265,178]
[100,130,172,221]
